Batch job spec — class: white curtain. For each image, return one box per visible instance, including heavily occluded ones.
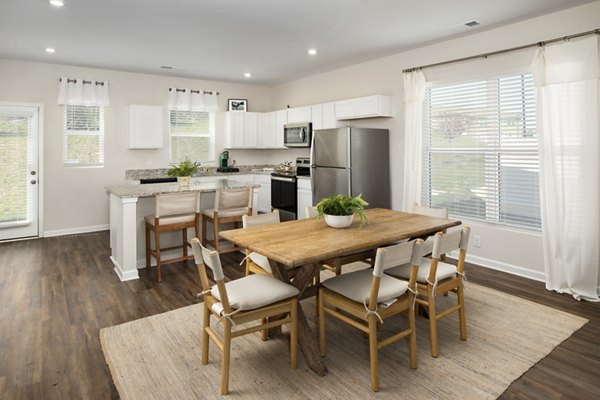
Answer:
[532,35,600,301]
[167,88,219,112]
[401,70,427,211]
[57,77,110,106]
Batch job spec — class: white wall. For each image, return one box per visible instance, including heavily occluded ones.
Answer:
[269,1,600,280]
[0,59,272,234]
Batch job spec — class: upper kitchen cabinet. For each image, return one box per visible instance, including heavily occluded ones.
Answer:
[128,105,164,149]
[310,104,323,130]
[224,111,246,148]
[335,95,392,120]
[245,112,259,147]
[257,112,276,148]
[287,106,311,123]
[322,102,337,129]
[275,110,287,148]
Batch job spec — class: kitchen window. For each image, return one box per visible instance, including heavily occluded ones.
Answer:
[63,105,104,166]
[422,73,540,229]
[169,110,215,164]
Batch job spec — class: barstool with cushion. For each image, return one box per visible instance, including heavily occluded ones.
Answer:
[385,227,471,357]
[145,192,200,282]
[412,203,449,255]
[202,187,253,253]
[318,239,424,392]
[191,238,298,395]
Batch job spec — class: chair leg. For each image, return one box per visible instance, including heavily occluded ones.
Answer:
[201,303,210,365]
[457,280,467,341]
[154,227,162,283]
[145,224,151,270]
[182,228,188,260]
[260,318,269,341]
[220,319,232,395]
[318,288,326,357]
[428,292,439,358]
[290,299,298,369]
[408,306,417,369]
[202,215,208,247]
[368,316,380,392]
[213,219,220,252]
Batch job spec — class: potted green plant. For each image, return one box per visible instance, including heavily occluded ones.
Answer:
[167,158,198,188]
[315,194,369,228]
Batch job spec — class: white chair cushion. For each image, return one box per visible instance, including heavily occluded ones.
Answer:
[144,213,196,226]
[248,252,272,273]
[322,269,409,304]
[211,274,299,311]
[385,258,458,283]
[203,207,248,218]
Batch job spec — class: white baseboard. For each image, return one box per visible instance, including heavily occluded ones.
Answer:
[448,251,546,283]
[44,224,109,238]
[110,256,140,281]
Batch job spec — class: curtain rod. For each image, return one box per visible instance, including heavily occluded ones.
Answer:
[402,28,599,73]
[168,87,220,95]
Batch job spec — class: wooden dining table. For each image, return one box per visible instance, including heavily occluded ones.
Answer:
[219,208,461,376]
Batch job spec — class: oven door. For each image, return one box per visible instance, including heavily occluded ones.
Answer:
[271,175,297,221]
[284,123,312,148]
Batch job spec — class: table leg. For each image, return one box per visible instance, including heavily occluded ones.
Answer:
[269,260,328,376]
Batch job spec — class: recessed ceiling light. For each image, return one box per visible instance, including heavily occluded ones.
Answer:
[308,49,318,56]
[244,73,252,78]
[45,47,56,54]
[48,0,65,6]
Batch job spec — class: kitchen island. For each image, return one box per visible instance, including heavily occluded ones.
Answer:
[106,179,259,281]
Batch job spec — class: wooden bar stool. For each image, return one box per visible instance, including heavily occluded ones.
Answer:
[202,187,253,253]
[145,192,200,282]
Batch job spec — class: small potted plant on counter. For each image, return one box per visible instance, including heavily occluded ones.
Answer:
[316,194,369,228]
[167,158,198,188]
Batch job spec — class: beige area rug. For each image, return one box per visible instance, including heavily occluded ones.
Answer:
[100,280,587,399]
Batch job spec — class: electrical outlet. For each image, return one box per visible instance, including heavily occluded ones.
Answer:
[473,234,481,248]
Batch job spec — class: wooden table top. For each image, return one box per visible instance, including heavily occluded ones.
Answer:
[220,208,461,268]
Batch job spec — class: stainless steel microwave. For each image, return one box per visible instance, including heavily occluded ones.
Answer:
[284,122,312,148]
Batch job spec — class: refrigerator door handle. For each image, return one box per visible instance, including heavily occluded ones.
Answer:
[311,167,316,202]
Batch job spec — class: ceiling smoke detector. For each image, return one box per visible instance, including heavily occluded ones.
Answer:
[464,20,481,27]
[160,65,174,69]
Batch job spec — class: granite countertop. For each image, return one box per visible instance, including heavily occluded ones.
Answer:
[106,179,260,198]
[125,164,277,180]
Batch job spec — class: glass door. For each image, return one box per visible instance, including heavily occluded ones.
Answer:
[0,105,40,241]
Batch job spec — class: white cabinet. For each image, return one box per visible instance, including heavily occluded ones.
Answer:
[297,178,313,219]
[322,102,337,129]
[128,105,164,149]
[245,112,258,147]
[287,106,312,123]
[310,104,323,130]
[225,112,262,148]
[224,112,245,148]
[275,110,287,148]
[255,174,272,213]
[335,95,392,120]
[257,112,276,148]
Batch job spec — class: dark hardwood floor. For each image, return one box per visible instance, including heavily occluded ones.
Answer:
[0,231,598,399]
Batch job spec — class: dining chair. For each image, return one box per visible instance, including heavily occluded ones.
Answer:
[305,205,374,276]
[385,226,470,357]
[242,210,280,276]
[202,187,253,253]
[318,239,424,392]
[412,203,449,256]
[191,238,298,395]
[144,191,200,282]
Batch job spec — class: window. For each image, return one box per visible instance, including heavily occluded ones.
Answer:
[169,110,215,164]
[63,105,104,166]
[422,73,540,229]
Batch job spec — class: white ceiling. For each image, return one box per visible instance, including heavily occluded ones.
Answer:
[0,0,594,86]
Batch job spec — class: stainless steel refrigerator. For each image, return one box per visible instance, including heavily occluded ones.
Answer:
[310,127,390,208]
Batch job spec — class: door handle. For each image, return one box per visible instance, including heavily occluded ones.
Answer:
[31,180,37,184]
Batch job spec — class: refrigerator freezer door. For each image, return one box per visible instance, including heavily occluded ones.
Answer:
[312,167,351,204]
[313,128,349,168]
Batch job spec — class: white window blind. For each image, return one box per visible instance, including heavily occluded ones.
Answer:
[63,105,104,166]
[422,73,541,229]
[169,110,215,164]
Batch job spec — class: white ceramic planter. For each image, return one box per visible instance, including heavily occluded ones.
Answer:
[177,176,190,188]
[324,214,354,229]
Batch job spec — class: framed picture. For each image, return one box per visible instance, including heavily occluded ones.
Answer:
[228,99,248,112]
